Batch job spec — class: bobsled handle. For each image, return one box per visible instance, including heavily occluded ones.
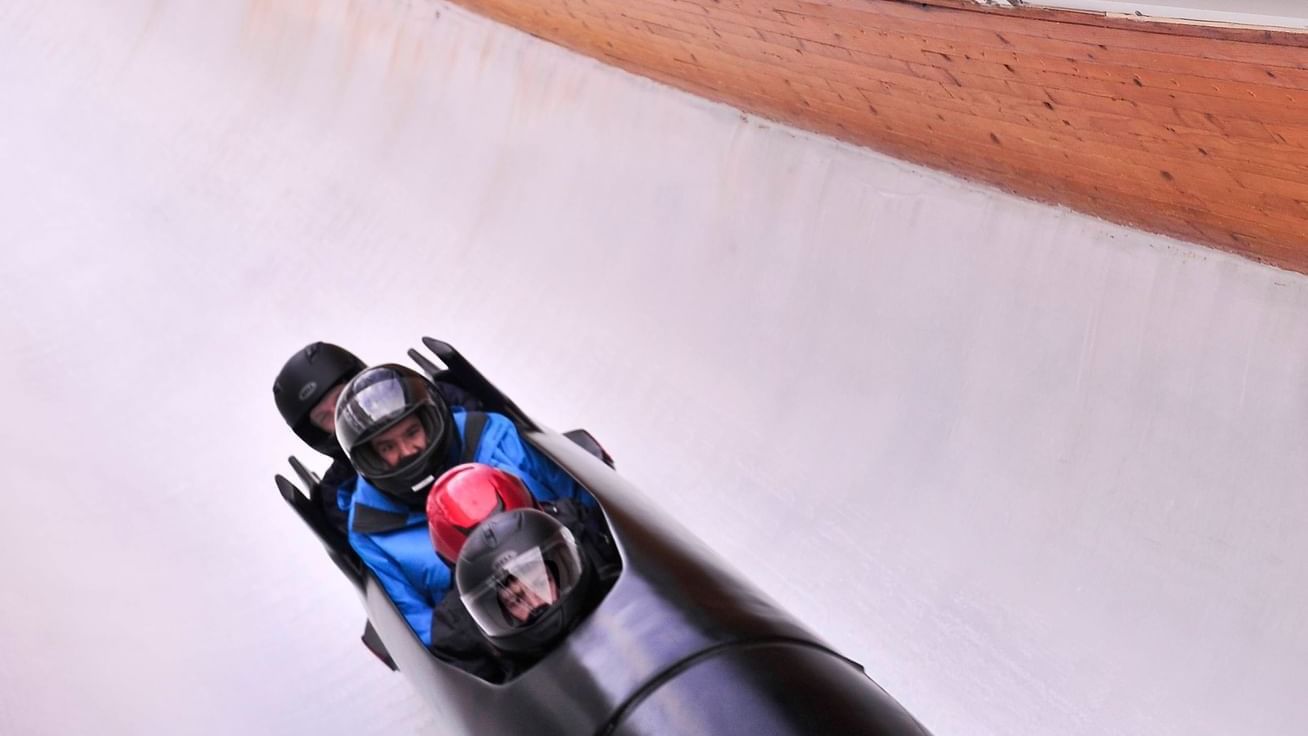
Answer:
[420,337,537,429]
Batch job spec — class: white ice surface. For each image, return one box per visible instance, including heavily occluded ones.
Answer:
[2,1,1307,735]
[1026,0,1308,29]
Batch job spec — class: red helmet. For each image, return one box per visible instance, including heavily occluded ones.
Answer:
[427,463,536,563]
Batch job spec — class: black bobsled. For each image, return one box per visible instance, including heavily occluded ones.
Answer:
[274,338,932,736]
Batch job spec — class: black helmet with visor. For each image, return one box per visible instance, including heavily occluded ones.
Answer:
[335,364,455,505]
[456,508,590,655]
[272,342,365,459]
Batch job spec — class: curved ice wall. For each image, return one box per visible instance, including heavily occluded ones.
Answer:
[2,1,1306,735]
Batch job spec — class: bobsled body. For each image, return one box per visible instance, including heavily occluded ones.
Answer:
[277,339,931,736]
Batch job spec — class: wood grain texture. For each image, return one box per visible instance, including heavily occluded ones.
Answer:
[447,0,1308,272]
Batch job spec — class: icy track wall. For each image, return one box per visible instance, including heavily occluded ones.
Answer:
[1,1,1306,736]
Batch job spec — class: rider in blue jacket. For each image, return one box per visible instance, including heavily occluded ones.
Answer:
[334,364,584,646]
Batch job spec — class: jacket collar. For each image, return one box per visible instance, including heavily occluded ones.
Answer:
[350,478,423,534]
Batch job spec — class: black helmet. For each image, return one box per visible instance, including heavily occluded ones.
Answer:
[335,364,455,505]
[456,508,591,656]
[272,342,365,458]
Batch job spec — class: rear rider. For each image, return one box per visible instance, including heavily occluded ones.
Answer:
[272,342,367,533]
[273,342,484,534]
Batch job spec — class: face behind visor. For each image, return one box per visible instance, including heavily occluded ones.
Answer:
[457,508,588,655]
[334,364,455,505]
[272,342,365,458]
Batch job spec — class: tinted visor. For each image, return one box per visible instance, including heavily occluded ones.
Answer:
[461,528,583,638]
[341,375,420,429]
[337,371,442,469]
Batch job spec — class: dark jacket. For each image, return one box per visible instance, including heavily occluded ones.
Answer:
[432,379,483,414]
[317,458,358,535]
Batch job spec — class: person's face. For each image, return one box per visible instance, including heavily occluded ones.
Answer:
[370,414,428,468]
[498,572,558,624]
[308,383,345,433]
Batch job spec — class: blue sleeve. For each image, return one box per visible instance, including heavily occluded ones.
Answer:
[481,415,585,503]
[348,529,435,647]
[335,476,357,515]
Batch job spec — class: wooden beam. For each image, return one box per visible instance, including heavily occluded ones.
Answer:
[450,0,1308,273]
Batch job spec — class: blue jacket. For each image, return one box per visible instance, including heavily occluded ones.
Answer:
[347,410,584,646]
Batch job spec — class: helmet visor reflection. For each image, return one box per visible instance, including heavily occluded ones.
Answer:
[461,529,583,638]
[342,378,414,427]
